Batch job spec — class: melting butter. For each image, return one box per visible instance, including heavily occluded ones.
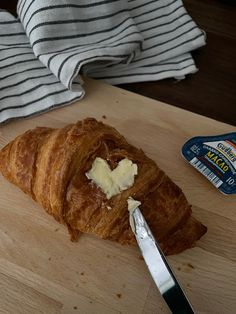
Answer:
[86,157,138,199]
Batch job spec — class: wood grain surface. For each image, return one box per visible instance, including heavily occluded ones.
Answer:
[1,0,236,126]
[0,78,235,314]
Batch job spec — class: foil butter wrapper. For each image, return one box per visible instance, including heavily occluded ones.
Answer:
[182,132,236,195]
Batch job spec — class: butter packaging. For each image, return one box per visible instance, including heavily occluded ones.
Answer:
[182,133,236,195]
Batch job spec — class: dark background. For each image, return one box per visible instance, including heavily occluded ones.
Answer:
[1,0,236,126]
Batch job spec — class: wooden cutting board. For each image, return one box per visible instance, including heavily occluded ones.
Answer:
[0,78,235,314]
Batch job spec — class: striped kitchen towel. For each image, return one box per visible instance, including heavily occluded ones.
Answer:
[0,0,206,124]
[0,10,84,124]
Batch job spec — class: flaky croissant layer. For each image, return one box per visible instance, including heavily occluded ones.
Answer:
[0,118,206,255]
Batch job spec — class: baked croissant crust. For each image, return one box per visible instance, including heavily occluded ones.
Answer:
[0,118,206,255]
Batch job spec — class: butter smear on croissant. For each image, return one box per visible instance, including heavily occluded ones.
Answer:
[86,157,138,199]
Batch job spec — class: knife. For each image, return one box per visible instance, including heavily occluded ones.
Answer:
[131,207,195,314]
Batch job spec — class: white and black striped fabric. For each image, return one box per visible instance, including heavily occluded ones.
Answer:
[18,0,143,90]
[0,10,83,124]
[0,0,206,124]
[86,0,205,84]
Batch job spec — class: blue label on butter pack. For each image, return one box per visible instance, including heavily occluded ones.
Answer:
[182,133,236,195]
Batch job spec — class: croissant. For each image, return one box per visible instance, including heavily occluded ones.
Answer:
[0,118,206,255]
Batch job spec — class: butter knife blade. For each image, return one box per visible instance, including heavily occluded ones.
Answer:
[131,207,195,314]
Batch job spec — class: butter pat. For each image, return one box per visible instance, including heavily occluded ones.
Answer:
[86,157,138,199]
[127,197,141,212]
[127,197,141,233]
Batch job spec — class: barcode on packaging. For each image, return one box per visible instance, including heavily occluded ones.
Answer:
[190,157,223,188]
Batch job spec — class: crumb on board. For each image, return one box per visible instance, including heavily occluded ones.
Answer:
[54,228,59,232]
[187,283,191,287]
[75,283,79,287]
[73,306,77,310]
[102,115,107,119]
[177,267,181,271]
[80,272,84,276]
[187,263,194,269]
[89,301,93,304]
[116,293,122,299]
[48,257,51,261]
